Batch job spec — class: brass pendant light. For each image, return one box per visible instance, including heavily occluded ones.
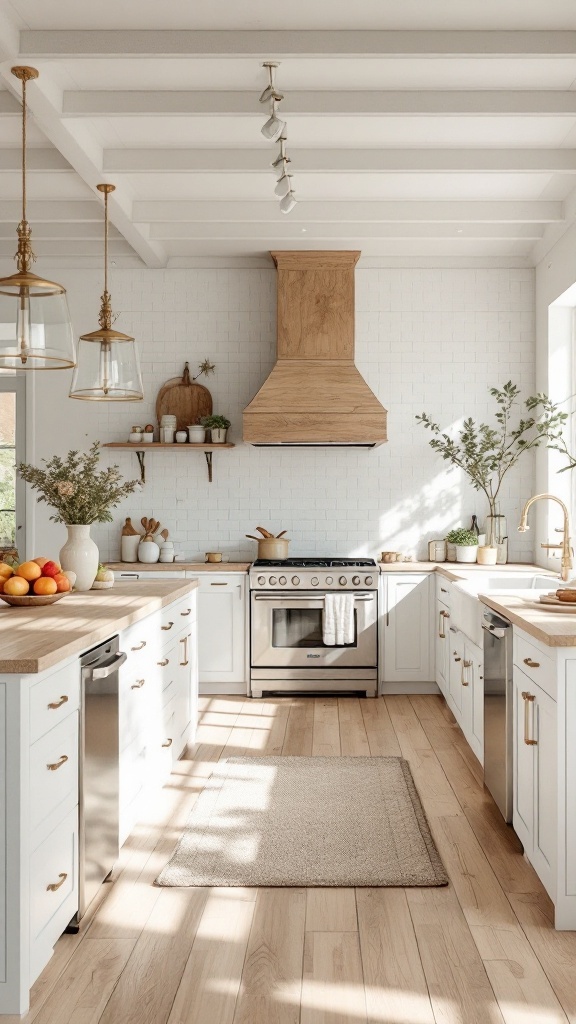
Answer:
[69,184,143,401]
[0,67,75,369]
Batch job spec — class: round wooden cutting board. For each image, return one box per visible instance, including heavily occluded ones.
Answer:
[155,362,213,432]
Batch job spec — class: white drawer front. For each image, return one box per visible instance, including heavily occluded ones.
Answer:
[29,661,79,745]
[514,632,556,700]
[160,593,196,635]
[30,713,78,834]
[30,806,78,942]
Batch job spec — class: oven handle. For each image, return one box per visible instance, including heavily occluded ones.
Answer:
[253,594,375,602]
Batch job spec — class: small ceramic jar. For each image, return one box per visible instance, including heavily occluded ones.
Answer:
[188,424,206,443]
[138,538,160,563]
[142,431,154,444]
[129,425,143,443]
[159,542,175,563]
[175,430,188,443]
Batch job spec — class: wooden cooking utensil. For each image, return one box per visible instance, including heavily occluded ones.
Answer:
[246,534,261,541]
[160,529,169,542]
[275,530,287,539]
[122,517,139,536]
[141,517,149,533]
[256,526,274,538]
[155,362,213,433]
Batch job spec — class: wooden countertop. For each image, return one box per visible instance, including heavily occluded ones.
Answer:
[479,593,576,647]
[108,562,250,572]
[378,561,547,577]
[0,580,199,675]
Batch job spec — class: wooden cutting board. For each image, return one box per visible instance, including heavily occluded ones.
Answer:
[155,362,213,432]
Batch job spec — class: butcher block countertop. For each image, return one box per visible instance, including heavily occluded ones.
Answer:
[378,560,547,576]
[108,561,250,572]
[0,580,199,675]
[479,593,576,648]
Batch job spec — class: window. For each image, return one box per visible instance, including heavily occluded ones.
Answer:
[0,376,26,554]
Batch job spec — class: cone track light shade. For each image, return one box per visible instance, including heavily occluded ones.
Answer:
[280,191,297,214]
[69,184,143,401]
[274,173,292,198]
[261,100,286,141]
[0,68,75,370]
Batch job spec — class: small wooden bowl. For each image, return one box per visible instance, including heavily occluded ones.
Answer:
[0,592,68,607]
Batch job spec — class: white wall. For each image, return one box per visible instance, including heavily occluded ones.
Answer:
[11,264,536,564]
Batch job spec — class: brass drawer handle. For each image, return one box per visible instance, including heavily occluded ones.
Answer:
[157,658,169,667]
[180,635,189,666]
[46,872,67,892]
[180,608,191,616]
[453,655,461,662]
[131,678,145,689]
[46,754,68,771]
[162,737,173,747]
[522,691,537,745]
[462,659,472,686]
[523,657,540,669]
[161,621,174,631]
[131,640,146,651]
[438,610,446,639]
[440,587,448,593]
[47,695,69,710]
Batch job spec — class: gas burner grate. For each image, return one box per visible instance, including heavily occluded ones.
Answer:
[253,557,377,568]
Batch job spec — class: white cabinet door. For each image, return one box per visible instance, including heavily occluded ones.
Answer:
[196,574,247,685]
[460,637,483,764]
[435,599,450,698]
[447,627,464,716]
[381,575,433,685]
[513,668,534,851]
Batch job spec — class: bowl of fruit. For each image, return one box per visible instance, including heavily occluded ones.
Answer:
[0,558,74,606]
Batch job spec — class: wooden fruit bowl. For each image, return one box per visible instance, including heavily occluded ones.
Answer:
[0,592,68,607]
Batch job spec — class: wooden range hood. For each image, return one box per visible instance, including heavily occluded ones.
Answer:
[243,251,388,447]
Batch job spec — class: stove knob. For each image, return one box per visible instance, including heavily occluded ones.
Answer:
[269,576,277,586]
[352,575,361,586]
[257,575,266,586]
[292,576,300,585]
[339,576,348,586]
[326,576,333,585]
[365,575,374,586]
[279,576,287,585]
[311,577,319,586]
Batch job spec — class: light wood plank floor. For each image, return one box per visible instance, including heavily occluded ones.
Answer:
[12,695,576,1024]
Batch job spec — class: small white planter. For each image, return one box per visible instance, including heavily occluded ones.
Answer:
[477,545,498,566]
[187,425,206,443]
[209,427,228,443]
[456,544,478,563]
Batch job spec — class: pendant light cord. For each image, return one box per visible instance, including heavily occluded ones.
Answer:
[21,77,27,225]
[104,187,109,296]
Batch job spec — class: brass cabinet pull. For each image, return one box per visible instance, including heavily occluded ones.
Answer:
[522,691,537,745]
[131,640,146,651]
[462,659,472,686]
[47,695,68,710]
[46,872,67,892]
[438,610,446,639]
[161,621,174,631]
[440,587,448,593]
[131,678,145,689]
[46,754,68,771]
[157,658,169,667]
[162,737,173,747]
[523,657,540,669]
[453,655,461,662]
[180,608,191,616]
[180,635,189,667]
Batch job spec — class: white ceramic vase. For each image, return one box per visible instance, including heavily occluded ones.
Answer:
[59,525,99,591]
[456,544,478,563]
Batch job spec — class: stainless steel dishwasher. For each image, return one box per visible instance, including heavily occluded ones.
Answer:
[77,636,126,921]
[482,609,513,822]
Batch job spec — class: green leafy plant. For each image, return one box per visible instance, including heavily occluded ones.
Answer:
[18,442,139,525]
[446,528,478,546]
[416,381,567,541]
[201,414,231,429]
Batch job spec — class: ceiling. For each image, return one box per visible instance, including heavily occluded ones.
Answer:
[1,0,576,268]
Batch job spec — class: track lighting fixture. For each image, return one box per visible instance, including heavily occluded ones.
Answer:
[259,63,297,214]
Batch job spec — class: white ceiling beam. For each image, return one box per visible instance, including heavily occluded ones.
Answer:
[133,199,562,224]
[0,92,19,114]
[0,199,104,222]
[19,29,576,57]
[149,222,543,240]
[105,148,576,174]
[0,149,71,171]
[62,90,576,117]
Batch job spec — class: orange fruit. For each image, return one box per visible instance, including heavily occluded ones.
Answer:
[33,577,57,596]
[54,574,71,593]
[41,560,61,578]
[4,576,29,596]
[16,561,42,582]
[0,580,5,593]
[0,563,14,579]
[33,557,49,568]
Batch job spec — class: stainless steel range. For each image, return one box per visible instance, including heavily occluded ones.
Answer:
[249,558,378,698]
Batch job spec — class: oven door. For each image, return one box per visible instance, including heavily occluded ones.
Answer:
[251,591,377,669]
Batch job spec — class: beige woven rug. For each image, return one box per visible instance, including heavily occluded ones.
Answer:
[156,756,447,887]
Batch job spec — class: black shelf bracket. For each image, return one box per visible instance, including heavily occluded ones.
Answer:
[204,451,213,483]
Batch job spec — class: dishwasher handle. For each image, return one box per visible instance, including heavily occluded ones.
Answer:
[482,622,507,640]
[90,651,127,678]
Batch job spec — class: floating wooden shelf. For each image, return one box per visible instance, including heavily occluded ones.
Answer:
[102,442,235,484]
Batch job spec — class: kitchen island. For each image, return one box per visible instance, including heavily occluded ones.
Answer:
[0,580,199,1014]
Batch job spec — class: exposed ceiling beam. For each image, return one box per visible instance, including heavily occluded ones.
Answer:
[62,90,576,117]
[0,238,135,257]
[0,221,121,240]
[132,199,563,224]
[148,222,543,240]
[0,92,19,114]
[105,148,576,174]
[0,199,104,221]
[0,149,71,171]
[19,29,576,57]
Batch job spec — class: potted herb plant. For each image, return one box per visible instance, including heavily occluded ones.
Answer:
[448,527,479,563]
[445,528,463,562]
[416,382,567,549]
[18,442,138,591]
[201,414,231,443]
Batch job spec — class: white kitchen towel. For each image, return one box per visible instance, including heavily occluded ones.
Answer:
[323,592,355,646]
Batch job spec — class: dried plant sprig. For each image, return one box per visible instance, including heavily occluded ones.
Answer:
[18,442,139,525]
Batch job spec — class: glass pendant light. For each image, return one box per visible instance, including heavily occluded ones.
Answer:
[69,184,143,401]
[0,67,75,370]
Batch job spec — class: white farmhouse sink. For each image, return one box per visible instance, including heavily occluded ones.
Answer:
[479,574,557,591]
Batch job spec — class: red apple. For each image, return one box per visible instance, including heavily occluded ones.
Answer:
[41,560,61,578]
